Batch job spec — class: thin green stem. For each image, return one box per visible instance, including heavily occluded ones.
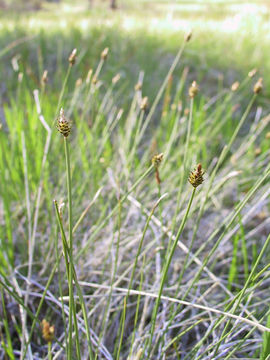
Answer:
[147,187,196,356]
[165,97,194,260]
[54,201,94,359]
[213,230,270,356]
[55,65,72,120]
[76,164,154,259]
[48,342,52,360]
[64,137,78,360]
[116,297,127,360]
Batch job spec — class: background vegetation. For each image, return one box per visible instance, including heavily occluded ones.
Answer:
[1,1,270,359]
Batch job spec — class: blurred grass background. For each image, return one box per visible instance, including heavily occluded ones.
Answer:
[1,0,270,103]
[1,1,270,358]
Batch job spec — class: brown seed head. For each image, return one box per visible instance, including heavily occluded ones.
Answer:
[253,77,263,94]
[265,131,270,139]
[188,163,204,188]
[41,319,55,343]
[254,147,261,156]
[189,81,199,98]
[41,70,48,85]
[68,48,77,66]
[185,31,192,42]
[248,68,257,78]
[231,81,240,92]
[101,47,109,60]
[152,153,164,168]
[57,108,71,138]
[140,96,148,111]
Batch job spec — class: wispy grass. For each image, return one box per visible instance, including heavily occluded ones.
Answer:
[0,5,270,358]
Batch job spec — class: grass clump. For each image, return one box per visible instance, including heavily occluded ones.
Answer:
[0,26,270,359]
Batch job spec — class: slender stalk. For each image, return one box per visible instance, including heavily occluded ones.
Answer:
[55,65,72,119]
[54,201,94,359]
[188,93,257,263]
[48,342,52,360]
[165,97,194,259]
[127,194,167,297]
[128,255,145,360]
[76,164,154,259]
[212,230,270,356]
[94,197,122,360]
[137,41,187,146]
[147,187,196,356]
[116,297,127,360]
[64,137,78,360]
[178,161,270,319]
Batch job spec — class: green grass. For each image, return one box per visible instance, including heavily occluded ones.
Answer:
[1,1,270,359]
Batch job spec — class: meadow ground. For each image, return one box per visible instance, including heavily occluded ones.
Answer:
[1,0,270,359]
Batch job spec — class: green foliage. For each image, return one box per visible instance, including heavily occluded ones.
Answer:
[1,2,270,359]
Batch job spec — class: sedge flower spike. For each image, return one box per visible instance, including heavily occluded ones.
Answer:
[253,77,263,94]
[188,163,204,188]
[57,108,71,138]
[152,153,164,167]
[152,153,164,185]
[68,48,77,66]
[101,47,109,60]
[189,81,199,98]
[41,319,55,343]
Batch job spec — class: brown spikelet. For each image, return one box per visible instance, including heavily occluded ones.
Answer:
[41,319,55,343]
[152,153,163,185]
[188,163,204,188]
[68,48,77,66]
[140,97,148,110]
[253,77,263,94]
[57,108,71,138]
[188,81,199,98]
[41,70,48,85]
[185,31,192,42]
[152,153,164,167]
[155,168,161,185]
[101,47,109,60]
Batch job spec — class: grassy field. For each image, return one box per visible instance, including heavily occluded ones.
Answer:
[1,1,270,359]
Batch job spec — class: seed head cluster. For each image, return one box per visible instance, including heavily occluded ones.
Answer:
[189,81,199,98]
[188,163,204,188]
[68,48,77,66]
[101,47,109,60]
[41,319,55,343]
[152,153,164,168]
[253,77,263,94]
[140,96,148,110]
[57,108,71,138]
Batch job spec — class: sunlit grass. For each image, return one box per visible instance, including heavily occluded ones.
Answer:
[1,1,270,359]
